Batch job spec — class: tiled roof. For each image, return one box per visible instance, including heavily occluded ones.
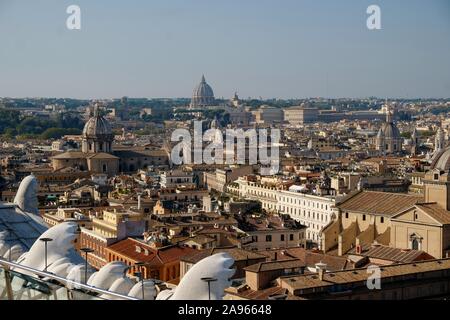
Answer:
[348,244,435,262]
[337,191,422,216]
[182,235,216,245]
[280,258,450,291]
[181,247,266,264]
[52,151,85,159]
[86,153,119,159]
[106,238,196,267]
[244,259,305,273]
[415,203,450,225]
[52,151,119,160]
[285,248,352,271]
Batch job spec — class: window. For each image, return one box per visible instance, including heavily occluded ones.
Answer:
[412,239,419,250]
[290,234,294,241]
[434,173,439,180]
[266,235,272,242]
[281,234,285,241]
[380,217,384,223]
[362,215,366,221]
[345,212,349,219]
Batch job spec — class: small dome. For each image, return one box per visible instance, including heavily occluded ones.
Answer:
[190,75,215,108]
[381,122,401,140]
[83,113,113,138]
[430,147,450,171]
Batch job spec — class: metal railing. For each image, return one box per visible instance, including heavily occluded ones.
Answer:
[0,257,139,300]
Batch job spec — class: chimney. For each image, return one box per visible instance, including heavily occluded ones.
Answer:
[315,262,327,281]
[137,193,142,210]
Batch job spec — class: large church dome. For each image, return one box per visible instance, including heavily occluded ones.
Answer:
[190,75,215,108]
[83,110,113,139]
[430,147,450,171]
[81,106,114,153]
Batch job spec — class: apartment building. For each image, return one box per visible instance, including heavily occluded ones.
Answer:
[284,107,319,125]
[233,176,336,248]
[204,166,253,193]
[235,214,307,251]
[226,258,450,300]
[160,169,195,188]
[277,189,336,245]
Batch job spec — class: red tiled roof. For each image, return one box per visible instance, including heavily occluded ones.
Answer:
[106,238,197,267]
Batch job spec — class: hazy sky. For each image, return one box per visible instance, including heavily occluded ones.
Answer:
[0,0,449,99]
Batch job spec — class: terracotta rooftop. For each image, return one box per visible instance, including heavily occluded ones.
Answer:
[52,151,85,159]
[244,259,305,273]
[182,234,216,245]
[86,152,120,160]
[415,203,450,225]
[237,214,306,232]
[337,191,423,216]
[347,244,435,263]
[284,248,353,271]
[181,247,267,264]
[106,238,196,267]
[280,258,450,292]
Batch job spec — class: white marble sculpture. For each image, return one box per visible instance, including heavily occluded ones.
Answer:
[159,252,235,300]
[16,222,84,274]
[13,174,40,215]
[2,174,236,301]
[0,174,48,261]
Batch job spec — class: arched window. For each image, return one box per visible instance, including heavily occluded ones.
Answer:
[410,233,422,250]
[412,239,419,250]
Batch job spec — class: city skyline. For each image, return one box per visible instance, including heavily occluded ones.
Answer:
[0,0,449,99]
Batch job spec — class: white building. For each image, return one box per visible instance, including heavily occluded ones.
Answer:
[234,177,280,212]
[276,189,336,245]
[160,169,195,188]
[233,177,337,248]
